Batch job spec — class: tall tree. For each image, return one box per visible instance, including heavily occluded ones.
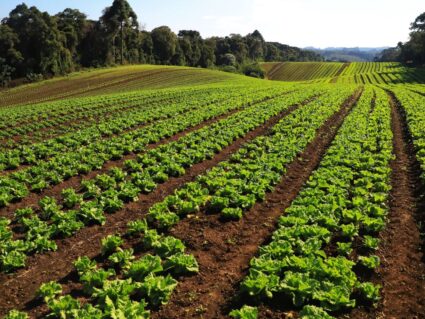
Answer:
[4,4,72,76]
[0,24,22,69]
[100,0,138,64]
[56,8,88,65]
[178,30,203,66]
[151,26,177,64]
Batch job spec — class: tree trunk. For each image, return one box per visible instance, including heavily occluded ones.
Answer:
[121,21,124,64]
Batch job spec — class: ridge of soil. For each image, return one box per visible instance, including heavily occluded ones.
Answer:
[0,94,315,316]
[350,91,425,319]
[152,89,363,319]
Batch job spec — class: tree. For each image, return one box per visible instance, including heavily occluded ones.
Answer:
[0,57,15,87]
[246,30,265,60]
[56,8,88,65]
[100,0,139,64]
[411,12,425,32]
[178,30,203,66]
[397,12,425,65]
[151,26,177,64]
[200,38,216,68]
[79,20,108,67]
[4,4,73,76]
[0,24,22,70]
[140,31,154,63]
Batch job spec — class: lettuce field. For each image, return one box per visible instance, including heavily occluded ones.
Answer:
[0,63,424,319]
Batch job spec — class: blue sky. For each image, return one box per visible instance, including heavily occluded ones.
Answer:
[0,0,423,48]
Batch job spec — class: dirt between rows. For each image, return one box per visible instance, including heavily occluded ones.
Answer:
[0,96,223,177]
[0,91,293,220]
[0,94,315,316]
[152,89,363,319]
[349,92,425,319]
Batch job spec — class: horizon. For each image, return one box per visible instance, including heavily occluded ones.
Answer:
[0,0,423,48]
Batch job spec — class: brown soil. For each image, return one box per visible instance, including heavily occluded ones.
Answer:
[0,91,293,219]
[152,89,363,319]
[0,95,312,316]
[349,92,425,319]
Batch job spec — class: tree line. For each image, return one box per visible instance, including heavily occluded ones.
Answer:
[0,0,322,86]
[378,12,425,65]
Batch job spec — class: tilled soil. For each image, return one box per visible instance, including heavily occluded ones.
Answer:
[0,94,313,316]
[349,92,425,319]
[152,90,363,319]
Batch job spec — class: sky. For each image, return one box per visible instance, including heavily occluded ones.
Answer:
[0,0,423,48]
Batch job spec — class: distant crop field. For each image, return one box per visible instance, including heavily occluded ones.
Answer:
[263,61,425,84]
[1,65,424,319]
[262,61,345,81]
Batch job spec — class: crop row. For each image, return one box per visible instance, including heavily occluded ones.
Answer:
[0,85,294,207]
[0,85,246,145]
[142,85,355,230]
[4,221,198,319]
[390,87,425,183]
[0,85,273,169]
[270,63,343,82]
[231,86,393,318]
[0,86,321,273]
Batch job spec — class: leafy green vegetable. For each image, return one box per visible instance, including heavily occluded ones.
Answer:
[37,281,62,303]
[138,273,177,306]
[163,253,199,274]
[125,254,163,282]
[4,310,29,319]
[229,305,258,319]
[101,235,124,256]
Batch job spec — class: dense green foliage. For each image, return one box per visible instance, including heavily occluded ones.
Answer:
[0,1,321,86]
[232,86,393,318]
[1,62,425,318]
[378,12,425,66]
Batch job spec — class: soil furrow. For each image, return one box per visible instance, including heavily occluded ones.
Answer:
[0,96,313,316]
[152,89,363,319]
[350,91,425,319]
[0,91,294,219]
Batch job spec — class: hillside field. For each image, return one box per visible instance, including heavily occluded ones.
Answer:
[0,64,424,319]
[262,61,425,84]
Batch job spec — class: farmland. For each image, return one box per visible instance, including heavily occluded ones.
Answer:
[263,61,425,84]
[0,63,424,319]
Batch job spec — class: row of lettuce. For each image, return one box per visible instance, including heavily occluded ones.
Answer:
[0,86,322,273]
[1,84,358,318]
[0,85,280,167]
[144,86,355,227]
[0,85,295,207]
[0,85,275,149]
[4,218,198,318]
[230,86,393,318]
[3,85,425,318]
[390,86,425,184]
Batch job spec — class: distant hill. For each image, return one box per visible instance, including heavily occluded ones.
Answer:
[304,47,389,62]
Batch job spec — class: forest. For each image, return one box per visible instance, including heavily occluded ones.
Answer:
[0,0,322,86]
